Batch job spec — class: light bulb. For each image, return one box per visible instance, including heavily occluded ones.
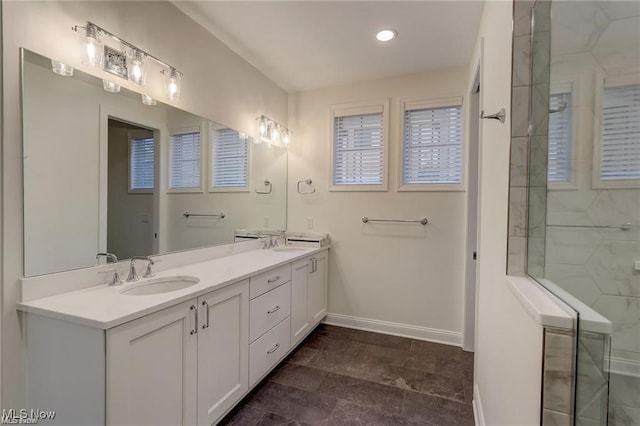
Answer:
[128,51,147,86]
[81,24,103,68]
[164,68,182,102]
[283,130,291,145]
[259,117,267,136]
[376,29,397,42]
[272,125,280,142]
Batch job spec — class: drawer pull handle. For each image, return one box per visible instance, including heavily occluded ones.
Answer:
[202,301,210,329]
[267,343,280,354]
[267,276,280,284]
[267,305,281,315]
[190,305,198,335]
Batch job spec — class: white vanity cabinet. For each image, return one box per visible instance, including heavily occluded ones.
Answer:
[22,247,329,426]
[106,280,249,426]
[291,251,328,347]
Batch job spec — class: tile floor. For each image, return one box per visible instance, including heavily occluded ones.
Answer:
[220,324,475,425]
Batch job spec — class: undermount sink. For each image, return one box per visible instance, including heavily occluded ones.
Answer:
[272,246,306,252]
[120,276,200,296]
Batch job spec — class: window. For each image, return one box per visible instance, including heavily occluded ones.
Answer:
[547,92,572,183]
[599,83,640,183]
[400,98,463,190]
[331,101,388,191]
[210,127,249,191]
[169,128,201,190]
[129,134,154,192]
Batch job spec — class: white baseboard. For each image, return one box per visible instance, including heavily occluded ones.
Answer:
[473,383,485,426]
[323,313,462,347]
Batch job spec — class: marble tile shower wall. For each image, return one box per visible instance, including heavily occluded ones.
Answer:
[507,0,550,278]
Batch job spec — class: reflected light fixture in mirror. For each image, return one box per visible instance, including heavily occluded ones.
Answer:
[256,115,291,147]
[102,79,121,93]
[141,94,157,106]
[50,60,73,77]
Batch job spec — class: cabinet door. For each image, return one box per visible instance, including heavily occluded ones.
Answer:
[309,251,328,325]
[107,300,198,426]
[290,257,311,346]
[197,281,249,426]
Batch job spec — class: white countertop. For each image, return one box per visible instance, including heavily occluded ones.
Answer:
[18,247,325,330]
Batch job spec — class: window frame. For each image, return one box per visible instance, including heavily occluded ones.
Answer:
[548,82,577,191]
[593,74,640,189]
[397,96,465,192]
[329,99,389,192]
[127,130,155,194]
[208,123,250,193]
[167,126,203,193]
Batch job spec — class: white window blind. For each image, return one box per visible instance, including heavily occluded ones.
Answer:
[333,112,384,185]
[130,136,154,190]
[548,92,572,183]
[402,105,462,185]
[169,130,201,189]
[600,84,640,181]
[212,128,248,188]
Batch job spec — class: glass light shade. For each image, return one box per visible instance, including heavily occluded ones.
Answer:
[164,68,182,102]
[271,125,280,142]
[127,50,147,86]
[102,80,121,93]
[81,24,103,68]
[51,60,74,76]
[141,94,157,106]
[258,117,267,137]
[282,130,291,145]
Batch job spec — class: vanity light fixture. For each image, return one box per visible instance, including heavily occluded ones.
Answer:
[376,29,397,42]
[141,94,157,106]
[72,21,183,102]
[51,59,74,77]
[256,115,291,147]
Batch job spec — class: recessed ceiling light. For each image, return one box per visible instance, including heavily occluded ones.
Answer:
[376,29,396,42]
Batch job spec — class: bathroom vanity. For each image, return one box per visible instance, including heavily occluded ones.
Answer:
[18,245,328,426]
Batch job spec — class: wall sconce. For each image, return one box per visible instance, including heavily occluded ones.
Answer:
[72,21,183,102]
[256,115,291,147]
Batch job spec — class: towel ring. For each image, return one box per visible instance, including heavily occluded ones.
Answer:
[297,179,316,194]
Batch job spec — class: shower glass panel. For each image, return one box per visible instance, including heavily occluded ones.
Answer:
[527,1,640,425]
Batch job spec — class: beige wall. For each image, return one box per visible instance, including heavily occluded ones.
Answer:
[287,67,468,340]
[2,0,288,408]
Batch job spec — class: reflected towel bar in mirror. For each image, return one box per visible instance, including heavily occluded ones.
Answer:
[546,223,632,231]
[362,216,428,225]
[183,212,225,219]
[255,179,272,194]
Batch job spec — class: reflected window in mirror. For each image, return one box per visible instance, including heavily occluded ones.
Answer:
[548,89,573,187]
[597,82,640,187]
[169,127,202,191]
[210,126,249,192]
[129,132,155,193]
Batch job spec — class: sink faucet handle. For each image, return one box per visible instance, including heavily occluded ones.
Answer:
[143,259,155,278]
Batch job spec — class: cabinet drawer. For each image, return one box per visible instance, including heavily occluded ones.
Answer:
[249,264,292,299]
[250,282,291,343]
[249,317,291,387]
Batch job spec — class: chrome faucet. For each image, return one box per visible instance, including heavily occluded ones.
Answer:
[127,256,155,282]
[96,252,122,286]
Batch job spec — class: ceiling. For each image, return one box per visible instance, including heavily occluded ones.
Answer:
[173,1,484,92]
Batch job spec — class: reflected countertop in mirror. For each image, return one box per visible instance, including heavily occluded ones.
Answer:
[22,49,287,277]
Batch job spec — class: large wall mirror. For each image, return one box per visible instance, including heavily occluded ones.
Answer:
[22,49,287,277]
